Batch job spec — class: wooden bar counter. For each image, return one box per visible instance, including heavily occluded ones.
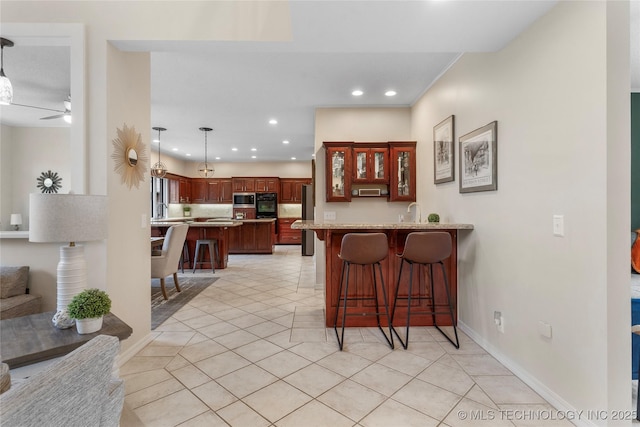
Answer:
[291,220,473,327]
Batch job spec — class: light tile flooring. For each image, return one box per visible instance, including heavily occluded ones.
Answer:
[120,245,569,427]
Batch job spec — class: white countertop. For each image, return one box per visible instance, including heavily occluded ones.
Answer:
[290,220,473,230]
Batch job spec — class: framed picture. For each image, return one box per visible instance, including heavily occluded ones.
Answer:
[459,121,498,193]
[433,115,455,184]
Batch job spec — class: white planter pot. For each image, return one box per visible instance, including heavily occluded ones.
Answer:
[75,316,103,334]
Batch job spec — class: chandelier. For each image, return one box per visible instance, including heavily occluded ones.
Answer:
[151,127,167,178]
[197,127,215,178]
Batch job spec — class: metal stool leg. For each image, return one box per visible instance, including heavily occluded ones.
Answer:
[334,261,350,351]
[435,261,459,349]
[192,241,201,273]
[207,241,215,273]
[374,262,394,349]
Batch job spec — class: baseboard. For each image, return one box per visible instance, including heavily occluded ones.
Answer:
[458,320,599,427]
[114,332,157,369]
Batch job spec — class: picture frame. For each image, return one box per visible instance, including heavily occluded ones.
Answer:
[433,115,455,184]
[459,121,498,193]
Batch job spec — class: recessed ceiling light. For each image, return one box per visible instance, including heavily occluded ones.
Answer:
[172,148,178,151]
[153,138,159,143]
[215,156,221,160]
[251,155,257,159]
[291,157,296,160]
[282,140,290,144]
[352,90,364,96]
[186,153,191,157]
[269,119,278,125]
[385,90,397,97]
[232,148,238,151]
[251,148,257,152]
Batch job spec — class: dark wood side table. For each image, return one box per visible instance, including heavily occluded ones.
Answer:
[0,311,133,369]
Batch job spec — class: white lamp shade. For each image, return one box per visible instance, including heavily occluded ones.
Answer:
[29,194,108,243]
[10,213,22,225]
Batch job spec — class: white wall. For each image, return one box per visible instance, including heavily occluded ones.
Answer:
[159,155,313,179]
[409,1,629,419]
[0,125,70,230]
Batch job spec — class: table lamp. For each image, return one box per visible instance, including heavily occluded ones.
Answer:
[10,213,22,230]
[29,193,108,328]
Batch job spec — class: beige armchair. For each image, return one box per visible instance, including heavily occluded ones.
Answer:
[151,224,189,299]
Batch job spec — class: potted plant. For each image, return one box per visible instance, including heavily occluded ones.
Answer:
[67,288,112,334]
[183,205,191,217]
[427,213,440,223]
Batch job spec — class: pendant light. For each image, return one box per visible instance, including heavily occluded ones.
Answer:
[0,38,14,106]
[151,127,167,178]
[197,127,215,178]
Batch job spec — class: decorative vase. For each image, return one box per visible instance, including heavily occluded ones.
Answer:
[75,316,103,334]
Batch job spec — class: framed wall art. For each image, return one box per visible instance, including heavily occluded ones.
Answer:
[433,115,455,184]
[111,123,148,189]
[459,121,497,193]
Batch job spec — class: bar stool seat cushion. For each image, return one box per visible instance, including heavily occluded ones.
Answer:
[338,233,388,264]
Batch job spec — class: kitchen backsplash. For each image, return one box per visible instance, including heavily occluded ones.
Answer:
[278,204,302,218]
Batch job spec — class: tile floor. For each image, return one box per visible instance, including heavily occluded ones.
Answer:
[120,245,570,427]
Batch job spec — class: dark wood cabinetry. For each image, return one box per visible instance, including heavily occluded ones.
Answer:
[232,178,256,192]
[190,178,232,203]
[228,220,275,254]
[255,177,279,193]
[167,174,192,204]
[280,179,312,203]
[323,141,416,202]
[278,218,302,244]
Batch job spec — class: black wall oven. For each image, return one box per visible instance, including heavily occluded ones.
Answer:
[233,192,256,208]
[256,193,277,218]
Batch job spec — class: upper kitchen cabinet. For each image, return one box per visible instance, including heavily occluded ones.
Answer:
[353,143,388,184]
[255,177,279,193]
[208,178,233,203]
[167,174,192,204]
[389,141,416,202]
[232,178,256,192]
[324,142,353,202]
[280,178,312,203]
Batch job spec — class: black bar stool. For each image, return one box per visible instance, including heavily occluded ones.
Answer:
[391,232,459,349]
[179,241,190,274]
[192,239,219,273]
[334,233,394,351]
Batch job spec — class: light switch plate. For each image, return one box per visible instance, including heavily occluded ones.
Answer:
[553,215,564,237]
[324,211,336,220]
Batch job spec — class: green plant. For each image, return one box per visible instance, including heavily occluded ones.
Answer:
[427,213,440,223]
[183,206,191,211]
[67,288,112,319]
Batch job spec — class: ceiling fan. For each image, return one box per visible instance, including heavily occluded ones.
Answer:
[11,95,72,123]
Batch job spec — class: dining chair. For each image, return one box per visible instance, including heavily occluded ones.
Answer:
[151,224,188,300]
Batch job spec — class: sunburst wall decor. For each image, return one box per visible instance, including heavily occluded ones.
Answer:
[36,170,62,193]
[111,123,148,189]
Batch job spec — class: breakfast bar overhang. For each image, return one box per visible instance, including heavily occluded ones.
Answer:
[291,220,474,327]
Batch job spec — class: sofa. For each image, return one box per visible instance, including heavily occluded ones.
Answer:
[0,335,124,427]
[0,266,42,320]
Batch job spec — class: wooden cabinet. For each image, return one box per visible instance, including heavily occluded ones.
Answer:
[167,175,191,204]
[278,218,301,244]
[280,178,312,203]
[389,142,417,202]
[255,177,279,193]
[324,142,353,202]
[232,208,256,220]
[208,179,232,203]
[228,221,275,254]
[353,144,389,184]
[232,178,255,192]
[190,178,208,203]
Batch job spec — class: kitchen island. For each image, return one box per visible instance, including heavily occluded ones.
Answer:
[291,220,473,327]
[151,219,242,270]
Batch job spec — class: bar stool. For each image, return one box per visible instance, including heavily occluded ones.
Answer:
[178,241,190,274]
[192,239,219,273]
[391,232,459,349]
[334,233,394,351]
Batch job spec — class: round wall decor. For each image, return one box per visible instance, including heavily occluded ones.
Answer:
[111,123,148,189]
[37,170,62,193]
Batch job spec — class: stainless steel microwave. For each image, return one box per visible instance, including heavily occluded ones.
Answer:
[233,192,256,208]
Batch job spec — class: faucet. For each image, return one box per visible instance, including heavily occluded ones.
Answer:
[407,202,421,223]
[157,203,168,219]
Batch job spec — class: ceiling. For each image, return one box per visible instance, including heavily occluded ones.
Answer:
[1,1,637,164]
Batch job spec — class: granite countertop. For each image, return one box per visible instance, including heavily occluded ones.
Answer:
[151,220,242,227]
[290,220,474,230]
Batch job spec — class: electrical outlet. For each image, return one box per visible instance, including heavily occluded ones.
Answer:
[324,211,336,220]
[538,321,552,338]
[494,311,504,333]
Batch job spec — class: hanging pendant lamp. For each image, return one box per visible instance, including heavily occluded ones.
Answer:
[151,127,167,178]
[0,38,14,106]
[197,127,215,178]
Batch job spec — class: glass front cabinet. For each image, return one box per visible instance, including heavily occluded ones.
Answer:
[352,143,389,184]
[389,141,417,202]
[324,142,353,202]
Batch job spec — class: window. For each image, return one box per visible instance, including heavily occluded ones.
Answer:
[150,177,168,219]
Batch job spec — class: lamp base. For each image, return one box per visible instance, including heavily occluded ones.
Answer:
[53,244,87,329]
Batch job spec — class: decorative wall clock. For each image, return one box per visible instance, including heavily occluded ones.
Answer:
[37,170,62,193]
[111,123,148,189]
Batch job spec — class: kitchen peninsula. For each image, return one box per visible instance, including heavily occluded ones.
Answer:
[291,220,473,327]
[151,218,276,270]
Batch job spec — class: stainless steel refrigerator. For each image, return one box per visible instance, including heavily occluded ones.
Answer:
[301,184,314,256]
